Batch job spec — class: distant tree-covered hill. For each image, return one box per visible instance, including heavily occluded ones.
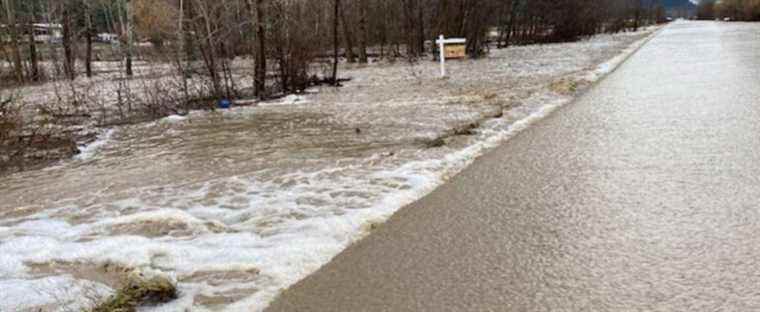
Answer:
[662,0,697,17]
[661,0,697,9]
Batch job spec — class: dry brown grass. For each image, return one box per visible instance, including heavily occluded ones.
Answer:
[89,273,177,312]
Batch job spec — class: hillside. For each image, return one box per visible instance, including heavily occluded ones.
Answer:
[662,0,697,9]
[662,0,697,16]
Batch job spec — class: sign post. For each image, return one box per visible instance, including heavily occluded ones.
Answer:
[436,35,467,78]
[438,35,446,77]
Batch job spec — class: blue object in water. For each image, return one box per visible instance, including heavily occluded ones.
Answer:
[218,99,232,109]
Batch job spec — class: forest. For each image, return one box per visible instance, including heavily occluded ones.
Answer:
[697,0,760,20]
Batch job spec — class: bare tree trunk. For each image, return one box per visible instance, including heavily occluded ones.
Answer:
[176,0,191,105]
[417,1,425,55]
[632,0,642,31]
[505,0,519,47]
[255,0,266,98]
[28,25,39,81]
[331,0,340,85]
[196,0,221,98]
[62,1,76,80]
[357,0,368,63]
[4,0,24,83]
[340,2,356,63]
[496,0,510,48]
[178,0,184,60]
[401,0,422,57]
[85,1,94,78]
[401,0,413,56]
[434,0,446,36]
[27,1,39,81]
[183,0,196,62]
[122,0,134,77]
[379,1,388,59]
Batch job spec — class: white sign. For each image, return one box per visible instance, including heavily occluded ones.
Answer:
[436,35,467,77]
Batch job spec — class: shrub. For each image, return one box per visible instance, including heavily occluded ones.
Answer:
[90,274,177,312]
[0,93,21,142]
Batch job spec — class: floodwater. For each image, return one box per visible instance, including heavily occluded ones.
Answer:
[0,28,653,311]
[0,95,496,311]
[265,21,760,312]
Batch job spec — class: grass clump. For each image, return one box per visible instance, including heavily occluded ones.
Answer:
[90,274,177,312]
[424,137,447,148]
[549,78,580,95]
[454,123,479,136]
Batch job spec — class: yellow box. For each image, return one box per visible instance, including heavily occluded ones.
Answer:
[444,44,466,59]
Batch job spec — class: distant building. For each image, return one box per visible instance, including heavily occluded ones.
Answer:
[1,23,62,43]
[97,33,119,44]
[31,23,63,43]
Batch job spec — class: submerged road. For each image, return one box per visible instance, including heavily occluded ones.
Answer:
[267,22,760,311]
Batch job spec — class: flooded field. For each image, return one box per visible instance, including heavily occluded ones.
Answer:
[0,28,655,311]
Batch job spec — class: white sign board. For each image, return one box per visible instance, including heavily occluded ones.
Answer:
[436,35,467,77]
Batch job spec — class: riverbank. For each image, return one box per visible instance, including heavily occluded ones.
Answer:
[0,25,660,311]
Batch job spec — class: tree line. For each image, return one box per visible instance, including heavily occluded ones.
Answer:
[0,0,667,101]
[698,0,760,21]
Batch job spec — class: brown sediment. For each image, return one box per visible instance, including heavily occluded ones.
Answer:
[0,205,43,221]
[185,269,264,309]
[0,133,80,174]
[193,288,259,308]
[26,260,133,290]
[420,98,507,149]
[181,268,261,286]
[108,219,194,238]
[90,218,230,238]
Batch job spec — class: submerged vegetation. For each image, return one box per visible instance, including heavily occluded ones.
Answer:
[90,274,177,312]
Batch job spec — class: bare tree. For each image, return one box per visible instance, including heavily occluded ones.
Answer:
[340,1,356,63]
[331,0,340,85]
[119,0,134,77]
[357,0,369,64]
[0,0,666,99]
[61,0,76,80]
[25,0,40,81]
[3,0,24,83]
[255,0,266,97]
[85,0,94,78]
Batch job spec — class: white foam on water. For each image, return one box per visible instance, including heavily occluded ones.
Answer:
[0,276,111,311]
[261,94,310,106]
[75,128,115,161]
[162,114,188,124]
